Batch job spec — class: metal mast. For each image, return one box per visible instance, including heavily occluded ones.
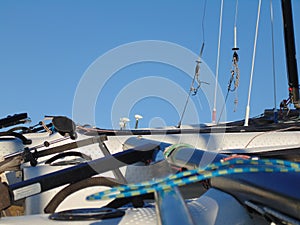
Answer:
[281,0,300,108]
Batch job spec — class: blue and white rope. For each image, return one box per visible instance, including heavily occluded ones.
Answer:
[86,158,300,201]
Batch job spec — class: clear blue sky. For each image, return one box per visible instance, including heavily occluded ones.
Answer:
[0,0,299,129]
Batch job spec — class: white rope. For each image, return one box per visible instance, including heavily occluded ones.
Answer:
[212,0,224,123]
[244,0,262,126]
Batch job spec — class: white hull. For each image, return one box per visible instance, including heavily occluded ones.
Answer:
[1,123,300,217]
[104,127,300,154]
[1,189,265,225]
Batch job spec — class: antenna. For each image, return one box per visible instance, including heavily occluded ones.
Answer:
[134,114,143,129]
[119,117,130,130]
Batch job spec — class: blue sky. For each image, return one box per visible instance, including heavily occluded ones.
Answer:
[0,0,299,129]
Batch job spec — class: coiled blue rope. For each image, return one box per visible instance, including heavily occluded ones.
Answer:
[86,158,300,201]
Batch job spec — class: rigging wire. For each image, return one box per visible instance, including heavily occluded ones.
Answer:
[218,0,240,124]
[270,0,278,123]
[212,0,224,123]
[244,0,262,126]
[177,0,207,128]
[232,0,240,113]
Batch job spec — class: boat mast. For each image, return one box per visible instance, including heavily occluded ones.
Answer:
[281,0,300,108]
